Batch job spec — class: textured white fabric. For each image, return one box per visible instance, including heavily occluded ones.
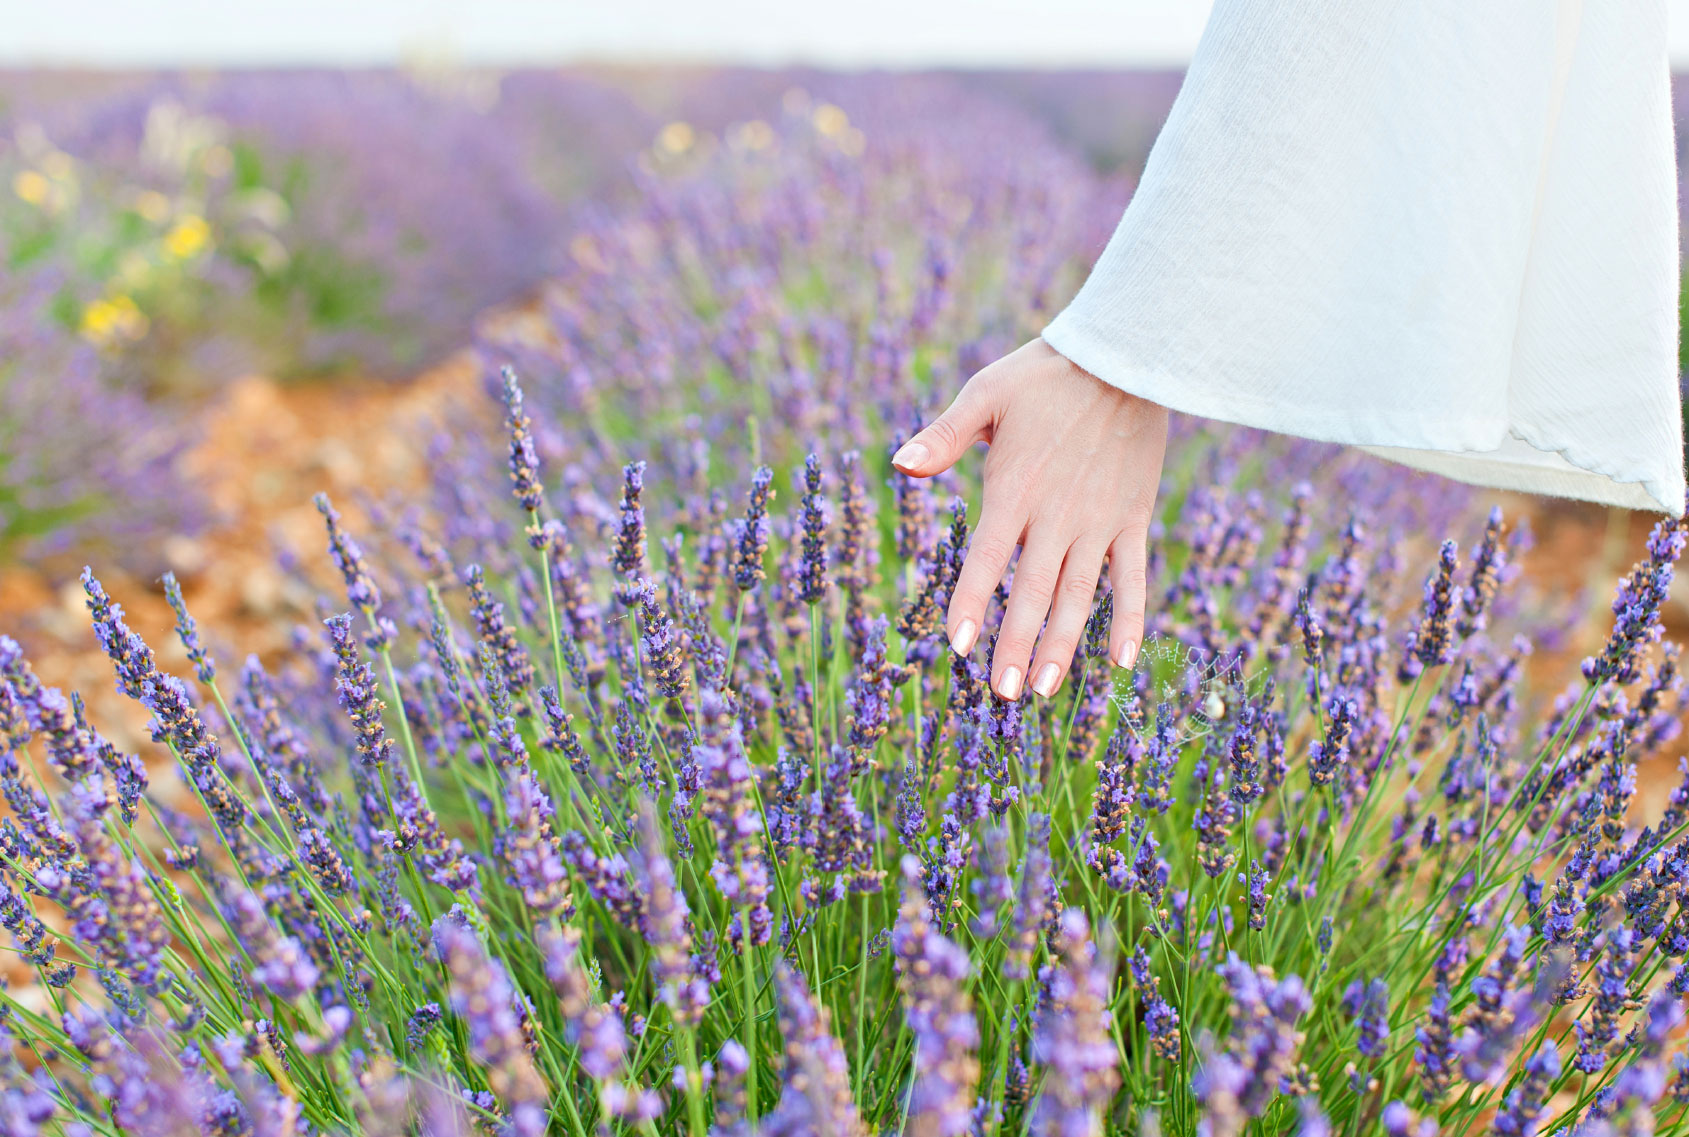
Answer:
[1041,0,1686,515]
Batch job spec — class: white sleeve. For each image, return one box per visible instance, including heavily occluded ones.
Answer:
[1041,0,1686,516]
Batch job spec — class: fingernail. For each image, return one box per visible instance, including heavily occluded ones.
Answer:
[949,618,977,656]
[1032,662,1061,698]
[997,666,1023,700]
[891,441,928,472]
[1114,640,1139,670]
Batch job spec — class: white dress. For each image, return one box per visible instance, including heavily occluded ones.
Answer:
[1041,0,1686,516]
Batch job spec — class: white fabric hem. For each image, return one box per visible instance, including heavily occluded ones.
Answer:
[1041,323,1686,517]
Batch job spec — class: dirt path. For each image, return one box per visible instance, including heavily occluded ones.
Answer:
[0,352,489,749]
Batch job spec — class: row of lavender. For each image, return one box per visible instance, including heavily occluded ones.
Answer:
[0,358,1682,1135]
[0,79,1685,1137]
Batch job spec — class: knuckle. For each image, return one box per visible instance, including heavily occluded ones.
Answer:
[1011,562,1060,600]
[1060,572,1100,604]
[1115,563,1149,597]
[924,416,961,453]
[965,533,1016,574]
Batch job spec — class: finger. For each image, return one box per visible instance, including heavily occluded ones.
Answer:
[1107,529,1150,670]
[891,384,994,478]
[1028,546,1106,698]
[945,503,1021,659]
[990,534,1068,701]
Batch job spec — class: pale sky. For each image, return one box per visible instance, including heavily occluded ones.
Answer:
[6,1,1689,69]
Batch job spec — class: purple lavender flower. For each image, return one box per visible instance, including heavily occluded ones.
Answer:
[634,808,710,1026]
[406,1003,443,1051]
[893,857,979,1137]
[497,770,570,915]
[229,891,319,1000]
[1457,506,1508,637]
[845,616,895,760]
[1137,705,1178,814]
[763,963,865,1137]
[161,572,215,684]
[1241,861,1271,932]
[464,563,536,699]
[1584,513,1687,684]
[633,578,690,700]
[1575,928,1634,1074]
[730,465,776,592]
[1129,947,1181,1064]
[1004,813,1055,981]
[797,453,828,605]
[1493,1042,1559,1137]
[695,689,772,947]
[325,614,394,768]
[1194,955,1311,1132]
[539,924,660,1121]
[1400,540,1460,680]
[1349,977,1389,1060]
[314,493,384,615]
[613,461,649,583]
[500,365,546,517]
[432,918,549,1137]
[1030,909,1120,1137]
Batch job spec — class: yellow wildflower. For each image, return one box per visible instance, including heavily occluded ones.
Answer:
[12,170,49,206]
[80,296,148,346]
[163,215,211,259]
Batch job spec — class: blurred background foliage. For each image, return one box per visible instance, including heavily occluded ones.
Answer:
[0,66,1681,566]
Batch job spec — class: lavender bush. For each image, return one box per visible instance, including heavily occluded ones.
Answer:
[0,346,1684,1134]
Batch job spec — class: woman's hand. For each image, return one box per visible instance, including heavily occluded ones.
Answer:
[891,338,1168,700]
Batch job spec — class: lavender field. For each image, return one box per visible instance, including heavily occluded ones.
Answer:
[0,67,1686,1137]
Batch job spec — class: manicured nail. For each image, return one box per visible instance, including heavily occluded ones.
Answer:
[949,618,977,656]
[1032,662,1061,698]
[1114,640,1139,670]
[997,666,1023,700]
[891,440,927,472]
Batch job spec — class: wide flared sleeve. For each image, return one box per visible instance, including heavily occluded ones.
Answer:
[1041,0,1686,515]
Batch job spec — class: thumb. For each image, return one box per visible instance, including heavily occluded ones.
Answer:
[891,386,995,478]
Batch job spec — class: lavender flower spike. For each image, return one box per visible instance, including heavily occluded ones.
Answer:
[1030,909,1120,1137]
[1583,511,1687,684]
[893,856,979,1137]
[763,963,865,1137]
[325,614,394,769]
[500,364,546,516]
[161,572,215,684]
[432,918,550,1137]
